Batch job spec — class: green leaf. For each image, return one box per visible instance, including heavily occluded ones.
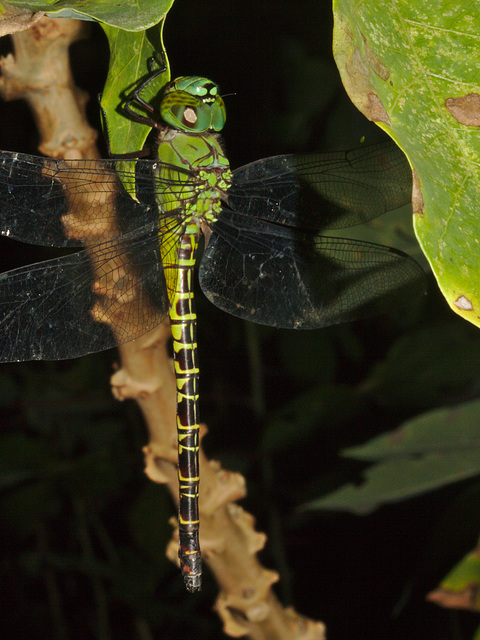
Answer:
[260,385,364,454]
[440,549,480,598]
[428,544,480,614]
[332,2,480,328]
[367,323,480,409]
[6,0,172,30]
[101,19,171,157]
[306,398,480,514]
[307,450,480,515]
[343,399,480,461]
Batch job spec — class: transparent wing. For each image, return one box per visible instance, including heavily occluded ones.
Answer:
[0,224,170,362]
[0,144,419,360]
[0,151,196,246]
[0,151,194,362]
[228,141,412,231]
[199,209,425,329]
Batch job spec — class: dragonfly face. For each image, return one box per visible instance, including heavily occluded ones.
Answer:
[160,76,226,132]
[0,65,425,591]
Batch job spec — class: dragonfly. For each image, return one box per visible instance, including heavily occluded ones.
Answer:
[0,65,424,591]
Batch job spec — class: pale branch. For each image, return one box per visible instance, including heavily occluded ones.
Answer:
[0,15,97,158]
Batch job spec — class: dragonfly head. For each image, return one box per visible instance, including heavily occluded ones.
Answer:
[160,76,226,133]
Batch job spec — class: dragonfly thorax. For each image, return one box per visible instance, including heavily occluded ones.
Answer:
[154,126,231,224]
[156,127,230,170]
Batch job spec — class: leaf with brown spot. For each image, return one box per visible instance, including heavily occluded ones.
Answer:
[333,1,480,329]
[446,93,480,126]
[427,541,480,613]
[412,170,423,216]
[366,92,390,125]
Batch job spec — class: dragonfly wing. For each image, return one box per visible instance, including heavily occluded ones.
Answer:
[228,141,412,231]
[0,151,187,247]
[0,224,169,362]
[199,211,425,329]
[0,151,196,361]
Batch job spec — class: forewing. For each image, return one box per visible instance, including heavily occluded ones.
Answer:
[0,151,194,246]
[199,210,425,329]
[228,141,412,231]
[0,150,197,361]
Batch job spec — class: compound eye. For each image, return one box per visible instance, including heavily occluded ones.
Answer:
[161,94,212,132]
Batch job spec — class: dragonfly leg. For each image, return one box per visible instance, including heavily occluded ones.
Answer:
[98,99,157,159]
[122,55,168,130]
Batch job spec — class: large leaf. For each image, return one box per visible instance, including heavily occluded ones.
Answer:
[333,2,480,329]
[343,400,480,461]
[101,20,171,156]
[306,399,480,514]
[4,0,171,30]
[366,323,480,410]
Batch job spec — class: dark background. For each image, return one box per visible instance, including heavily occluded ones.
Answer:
[0,1,480,639]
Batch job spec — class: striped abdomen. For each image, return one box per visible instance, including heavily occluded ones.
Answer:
[166,223,202,591]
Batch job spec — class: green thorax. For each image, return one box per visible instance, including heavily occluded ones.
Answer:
[153,77,231,290]
[154,76,231,222]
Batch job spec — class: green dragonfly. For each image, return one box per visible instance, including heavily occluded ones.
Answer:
[0,64,424,591]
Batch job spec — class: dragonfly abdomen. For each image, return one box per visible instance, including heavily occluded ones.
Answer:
[154,118,230,591]
[167,229,202,592]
